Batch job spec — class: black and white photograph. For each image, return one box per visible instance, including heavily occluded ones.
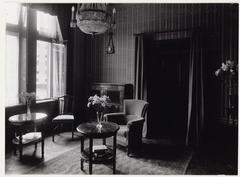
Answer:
[3,1,238,175]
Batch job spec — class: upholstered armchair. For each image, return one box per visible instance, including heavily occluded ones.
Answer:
[104,99,148,156]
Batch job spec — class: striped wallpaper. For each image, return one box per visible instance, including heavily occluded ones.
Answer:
[83,3,238,124]
[85,4,237,85]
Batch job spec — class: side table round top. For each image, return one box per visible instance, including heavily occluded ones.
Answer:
[77,121,120,138]
[9,112,48,126]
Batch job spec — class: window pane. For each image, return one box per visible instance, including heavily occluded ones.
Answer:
[52,43,67,97]
[5,2,20,25]
[37,11,56,38]
[5,33,19,106]
[22,6,27,28]
[36,40,51,99]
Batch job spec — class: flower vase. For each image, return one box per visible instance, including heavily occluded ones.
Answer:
[26,100,31,118]
[96,111,103,130]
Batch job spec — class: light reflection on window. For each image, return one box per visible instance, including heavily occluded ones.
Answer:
[36,40,51,99]
[5,32,19,106]
[5,2,20,25]
[37,11,57,38]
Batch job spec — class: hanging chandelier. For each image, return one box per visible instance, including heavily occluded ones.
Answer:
[70,4,116,36]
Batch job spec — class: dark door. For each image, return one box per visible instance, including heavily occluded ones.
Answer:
[146,38,190,141]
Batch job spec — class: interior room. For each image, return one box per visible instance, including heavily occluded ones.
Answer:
[4,2,238,175]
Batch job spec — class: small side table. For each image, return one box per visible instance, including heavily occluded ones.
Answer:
[77,121,120,174]
[8,112,47,160]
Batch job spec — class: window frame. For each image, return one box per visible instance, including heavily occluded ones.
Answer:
[5,4,26,107]
[5,4,67,107]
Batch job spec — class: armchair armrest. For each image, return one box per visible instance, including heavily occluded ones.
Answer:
[127,117,145,135]
[104,112,126,125]
[127,117,144,128]
[104,112,125,117]
[126,117,145,152]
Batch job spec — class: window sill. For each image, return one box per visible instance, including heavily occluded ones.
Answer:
[36,98,57,103]
[5,104,25,109]
[5,98,58,108]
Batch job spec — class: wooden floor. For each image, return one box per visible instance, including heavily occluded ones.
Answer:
[5,127,238,175]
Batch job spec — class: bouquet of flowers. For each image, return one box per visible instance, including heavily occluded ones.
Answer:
[19,92,36,114]
[87,94,111,124]
[215,60,238,91]
[215,60,237,77]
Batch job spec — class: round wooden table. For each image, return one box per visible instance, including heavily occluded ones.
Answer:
[77,121,120,174]
[9,112,47,160]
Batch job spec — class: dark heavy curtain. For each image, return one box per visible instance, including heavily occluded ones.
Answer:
[186,31,205,147]
[134,35,148,137]
[134,35,148,101]
[135,31,206,143]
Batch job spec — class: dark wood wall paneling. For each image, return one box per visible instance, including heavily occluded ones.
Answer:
[85,3,238,124]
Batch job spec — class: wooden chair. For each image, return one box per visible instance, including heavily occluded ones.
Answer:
[104,99,149,156]
[52,95,74,142]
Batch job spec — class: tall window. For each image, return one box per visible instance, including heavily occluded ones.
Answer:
[36,10,66,99]
[5,3,25,106]
[5,32,19,106]
[36,40,51,99]
[5,3,67,106]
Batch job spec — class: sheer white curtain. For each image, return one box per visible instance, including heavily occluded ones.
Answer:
[5,3,27,106]
[37,11,63,41]
[37,10,66,98]
[52,43,67,97]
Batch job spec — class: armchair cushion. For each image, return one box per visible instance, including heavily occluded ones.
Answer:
[127,117,144,128]
[118,125,128,138]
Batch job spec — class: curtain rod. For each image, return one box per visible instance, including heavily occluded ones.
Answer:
[133,27,200,36]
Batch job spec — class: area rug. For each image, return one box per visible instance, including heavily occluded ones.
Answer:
[26,146,192,175]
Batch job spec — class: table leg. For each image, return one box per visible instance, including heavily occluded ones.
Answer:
[41,123,45,159]
[19,131,23,160]
[34,143,37,155]
[80,137,84,170]
[41,138,44,159]
[81,159,84,170]
[72,122,74,139]
[13,126,17,156]
[89,138,93,174]
[113,134,117,174]
[52,123,55,142]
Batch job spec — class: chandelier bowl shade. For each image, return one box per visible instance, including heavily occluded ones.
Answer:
[75,4,113,35]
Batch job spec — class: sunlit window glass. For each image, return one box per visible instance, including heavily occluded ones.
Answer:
[36,40,51,99]
[52,43,67,97]
[37,11,56,38]
[5,32,19,106]
[22,6,27,27]
[5,2,20,25]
